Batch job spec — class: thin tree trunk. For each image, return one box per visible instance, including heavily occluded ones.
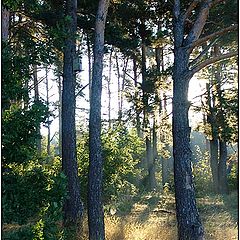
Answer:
[107,49,112,129]
[62,0,83,235]
[33,65,42,153]
[45,67,51,156]
[87,33,92,101]
[58,76,62,157]
[133,54,141,137]
[115,51,122,121]
[162,95,170,187]
[88,0,110,239]
[218,140,228,194]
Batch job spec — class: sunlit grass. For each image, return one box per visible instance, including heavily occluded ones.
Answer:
[3,191,238,240]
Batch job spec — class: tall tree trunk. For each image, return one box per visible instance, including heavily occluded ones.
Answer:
[115,51,122,121]
[107,49,112,129]
[45,67,51,156]
[133,54,141,137]
[33,65,42,153]
[62,0,83,234]
[88,1,110,239]
[141,34,157,190]
[162,95,170,187]
[218,140,228,194]
[58,76,62,157]
[87,33,92,101]
[214,44,229,194]
[206,82,219,192]
[173,4,204,237]
[2,7,9,41]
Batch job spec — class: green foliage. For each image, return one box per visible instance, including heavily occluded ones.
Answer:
[2,157,67,239]
[227,161,238,191]
[2,43,30,110]
[77,125,145,201]
[2,102,48,166]
[2,225,35,240]
[192,151,213,195]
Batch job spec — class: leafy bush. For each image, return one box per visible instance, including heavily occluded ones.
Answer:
[2,157,67,239]
[227,160,238,191]
[192,151,213,195]
[2,102,48,166]
[77,125,145,202]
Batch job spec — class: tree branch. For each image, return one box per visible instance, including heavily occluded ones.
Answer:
[183,0,202,20]
[184,0,212,45]
[190,25,238,50]
[190,51,238,75]
[189,38,219,66]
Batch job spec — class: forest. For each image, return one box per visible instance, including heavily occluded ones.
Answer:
[2,0,238,239]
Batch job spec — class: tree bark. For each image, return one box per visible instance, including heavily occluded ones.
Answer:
[2,7,9,41]
[132,54,141,137]
[33,65,42,153]
[45,67,51,156]
[206,82,219,192]
[88,0,110,239]
[87,33,92,100]
[107,49,112,129]
[173,48,204,240]
[62,0,83,234]
[218,140,228,194]
[173,2,204,238]
[58,76,62,157]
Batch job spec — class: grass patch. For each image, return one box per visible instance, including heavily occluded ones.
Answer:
[3,191,238,239]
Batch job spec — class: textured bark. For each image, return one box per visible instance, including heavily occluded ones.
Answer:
[209,139,219,191]
[88,1,110,239]
[173,2,204,238]
[173,48,204,240]
[62,0,83,232]
[2,7,9,41]
[218,141,228,194]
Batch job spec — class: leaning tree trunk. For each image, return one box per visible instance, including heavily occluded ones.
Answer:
[88,0,110,239]
[62,0,83,236]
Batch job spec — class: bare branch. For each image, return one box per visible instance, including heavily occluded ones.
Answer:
[184,0,212,45]
[189,38,219,66]
[190,51,238,75]
[190,25,238,50]
[76,84,89,97]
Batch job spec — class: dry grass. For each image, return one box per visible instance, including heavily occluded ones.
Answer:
[3,192,238,240]
[102,191,238,240]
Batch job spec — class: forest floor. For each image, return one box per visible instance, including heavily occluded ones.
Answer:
[100,190,238,240]
[2,191,238,239]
